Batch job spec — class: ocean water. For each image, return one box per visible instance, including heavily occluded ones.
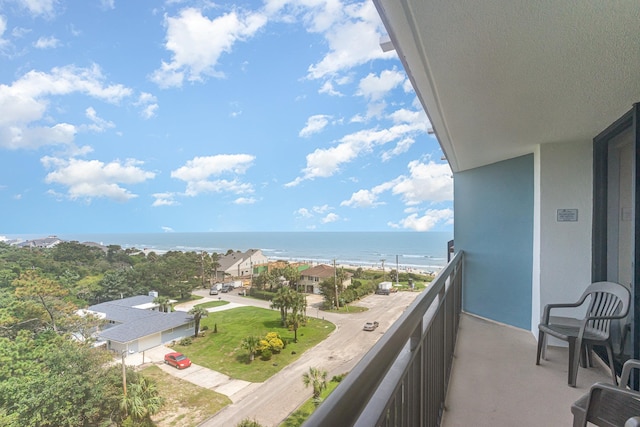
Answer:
[15,232,453,273]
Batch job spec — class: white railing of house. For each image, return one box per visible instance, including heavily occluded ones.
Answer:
[303,251,464,427]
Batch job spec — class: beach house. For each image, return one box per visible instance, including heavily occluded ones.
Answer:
[298,264,353,294]
[303,1,640,426]
[215,249,267,282]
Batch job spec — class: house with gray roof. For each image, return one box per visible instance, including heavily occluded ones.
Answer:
[87,293,194,354]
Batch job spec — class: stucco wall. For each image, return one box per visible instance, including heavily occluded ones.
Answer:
[454,154,534,329]
[534,141,593,335]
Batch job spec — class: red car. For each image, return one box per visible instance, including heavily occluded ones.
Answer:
[164,352,192,369]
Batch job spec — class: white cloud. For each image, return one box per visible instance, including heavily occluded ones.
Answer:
[321,212,339,223]
[171,154,256,197]
[19,0,58,17]
[313,204,331,214]
[295,207,313,218]
[388,209,454,231]
[152,192,179,207]
[33,36,60,49]
[286,118,429,186]
[83,107,115,132]
[151,8,267,88]
[341,189,381,208]
[299,114,331,137]
[357,69,405,101]
[135,92,159,119]
[303,1,394,79]
[0,65,133,149]
[391,160,453,204]
[41,157,155,202]
[172,154,255,181]
[341,160,452,209]
[381,137,414,161]
[234,197,256,204]
[161,226,174,232]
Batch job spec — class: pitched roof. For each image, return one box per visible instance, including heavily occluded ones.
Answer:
[88,295,192,343]
[301,264,353,279]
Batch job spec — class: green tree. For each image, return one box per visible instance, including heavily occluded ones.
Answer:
[241,335,261,362]
[189,306,209,337]
[302,367,328,407]
[12,270,73,332]
[0,332,117,427]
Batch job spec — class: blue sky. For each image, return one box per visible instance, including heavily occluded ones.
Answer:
[0,0,453,234]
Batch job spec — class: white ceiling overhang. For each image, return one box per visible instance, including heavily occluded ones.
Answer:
[374,0,640,172]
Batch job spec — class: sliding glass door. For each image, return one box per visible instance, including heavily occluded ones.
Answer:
[593,104,640,378]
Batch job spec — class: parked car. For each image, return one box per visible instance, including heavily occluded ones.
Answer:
[164,352,192,369]
[221,285,231,293]
[209,288,219,295]
[363,321,379,331]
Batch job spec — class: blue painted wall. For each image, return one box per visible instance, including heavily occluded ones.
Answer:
[454,154,534,329]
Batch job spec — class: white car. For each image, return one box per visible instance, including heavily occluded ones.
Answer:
[363,321,379,331]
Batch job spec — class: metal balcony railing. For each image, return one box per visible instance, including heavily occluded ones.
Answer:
[303,251,464,427]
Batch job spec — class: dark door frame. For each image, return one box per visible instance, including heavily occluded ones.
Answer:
[592,103,640,387]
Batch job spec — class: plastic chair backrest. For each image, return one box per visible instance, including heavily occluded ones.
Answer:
[583,281,630,337]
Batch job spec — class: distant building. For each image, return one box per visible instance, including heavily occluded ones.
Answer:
[215,249,268,281]
[299,264,353,294]
[16,235,63,249]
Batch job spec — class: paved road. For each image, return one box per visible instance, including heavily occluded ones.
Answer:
[191,289,420,427]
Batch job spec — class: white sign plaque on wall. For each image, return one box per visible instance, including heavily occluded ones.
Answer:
[557,209,578,222]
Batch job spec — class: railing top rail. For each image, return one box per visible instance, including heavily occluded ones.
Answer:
[303,250,464,427]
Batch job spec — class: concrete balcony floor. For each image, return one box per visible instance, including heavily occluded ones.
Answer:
[442,314,611,427]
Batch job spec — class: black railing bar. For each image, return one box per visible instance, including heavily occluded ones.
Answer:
[354,342,413,427]
[303,251,463,427]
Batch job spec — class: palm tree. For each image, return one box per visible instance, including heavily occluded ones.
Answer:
[188,306,209,337]
[302,367,328,407]
[241,336,261,362]
[153,295,171,312]
[271,286,295,325]
[119,376,164,424]
[210,252,221,283]
[287,312,305,343]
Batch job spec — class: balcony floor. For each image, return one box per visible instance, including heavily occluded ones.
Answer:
[442,314,611,427]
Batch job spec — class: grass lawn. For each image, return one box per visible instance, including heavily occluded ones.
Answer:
[321,304,368,314]
[144,365,231,427]
[194,300,229,309]
[173,306,336,383]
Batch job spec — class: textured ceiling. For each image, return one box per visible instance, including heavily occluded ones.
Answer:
[374,0,640,172]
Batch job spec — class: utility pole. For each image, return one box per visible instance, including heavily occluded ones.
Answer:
[381,259,386,281]
[334,259,339,310]
[121,350,127,397]
[396,254,399,286]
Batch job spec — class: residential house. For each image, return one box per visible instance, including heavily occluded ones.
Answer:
[299,264,352,294]
[16,235,63,249]
[304,1,640,426]
[87,293,193,354]
[215,249,268,281]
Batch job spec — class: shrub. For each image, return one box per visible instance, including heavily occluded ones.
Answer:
[258,332,284,354]
[261,349,272,361]
[201,325,209,331]
[236,419,264,427]
[179,337,193,346]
